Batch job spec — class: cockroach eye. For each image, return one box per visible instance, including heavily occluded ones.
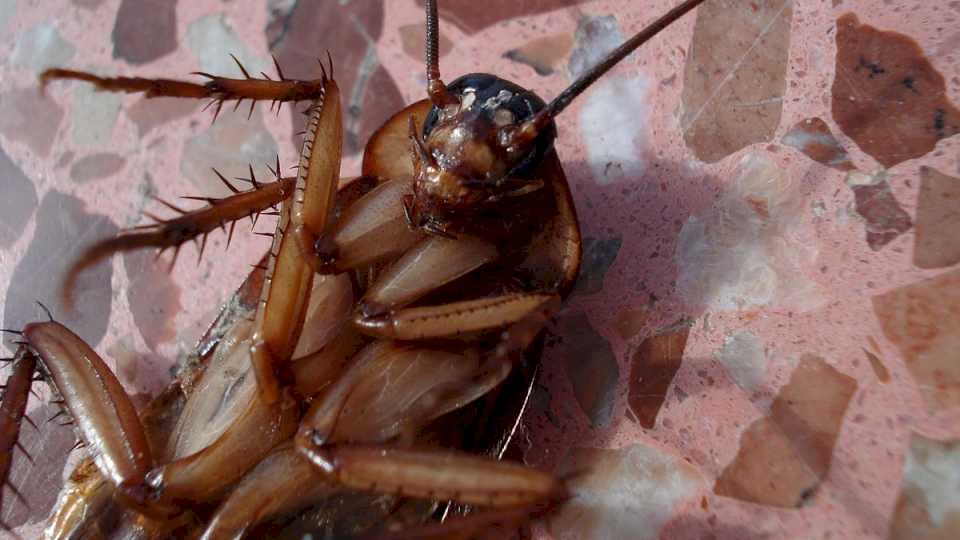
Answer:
[461,89,477,109]
[494,108,514,127]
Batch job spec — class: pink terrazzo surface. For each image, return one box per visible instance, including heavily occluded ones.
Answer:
[1,0,960,538]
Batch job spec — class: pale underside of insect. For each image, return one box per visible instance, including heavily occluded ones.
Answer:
[0,1,706,538]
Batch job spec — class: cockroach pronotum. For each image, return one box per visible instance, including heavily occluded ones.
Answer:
[1,1,706,537]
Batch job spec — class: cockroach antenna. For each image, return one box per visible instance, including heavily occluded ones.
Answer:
[423,0,458,107]
[424,0,706,120]
[509,0,707,145]
[36,301,54,323]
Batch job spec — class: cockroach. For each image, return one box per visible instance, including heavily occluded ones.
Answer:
[1,0,706,538]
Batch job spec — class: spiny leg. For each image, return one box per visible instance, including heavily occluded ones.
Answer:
[202,445,559,540]
[0,346,37,531]
[42,54,331,121]
[250,78,343,403]
[62,163,292,297]
[291,75,343,272]
[25,311,301,519]
[200,442,548,540]
[308,99,433,274]
[61,167,295,308]
[47,81,344,508]
[32,307,297,517]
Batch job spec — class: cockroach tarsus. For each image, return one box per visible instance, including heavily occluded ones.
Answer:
[1,1,706,537]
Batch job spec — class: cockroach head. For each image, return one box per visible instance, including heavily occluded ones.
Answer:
[408,73,556,224]
[409,0,707,233]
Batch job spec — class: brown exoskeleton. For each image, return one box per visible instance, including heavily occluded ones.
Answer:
[1,0,706,537]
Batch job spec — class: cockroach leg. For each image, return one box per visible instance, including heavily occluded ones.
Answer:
[250,78,343,403]
[384,294,561,440]
[0,346,37,530]
[41,53,327,121]
[19,322,178,517]
[199,445,337,540]
[291,79,343,270]
[357,235,499,316]
[300,445,566,509]
[61,174,295,308]
[306,341,487,445]
[312,177,426,274]
[290,324,365,398]
[290,273,356,361]
[44,460,116,539]
[355,292,558,341]
[248,196,312,403]
[294,340,396,448]
[137,319,299,507]
[42,76,344,517]
[138,385,298,506]
[22,322,151,486]
[294,296,561,512]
